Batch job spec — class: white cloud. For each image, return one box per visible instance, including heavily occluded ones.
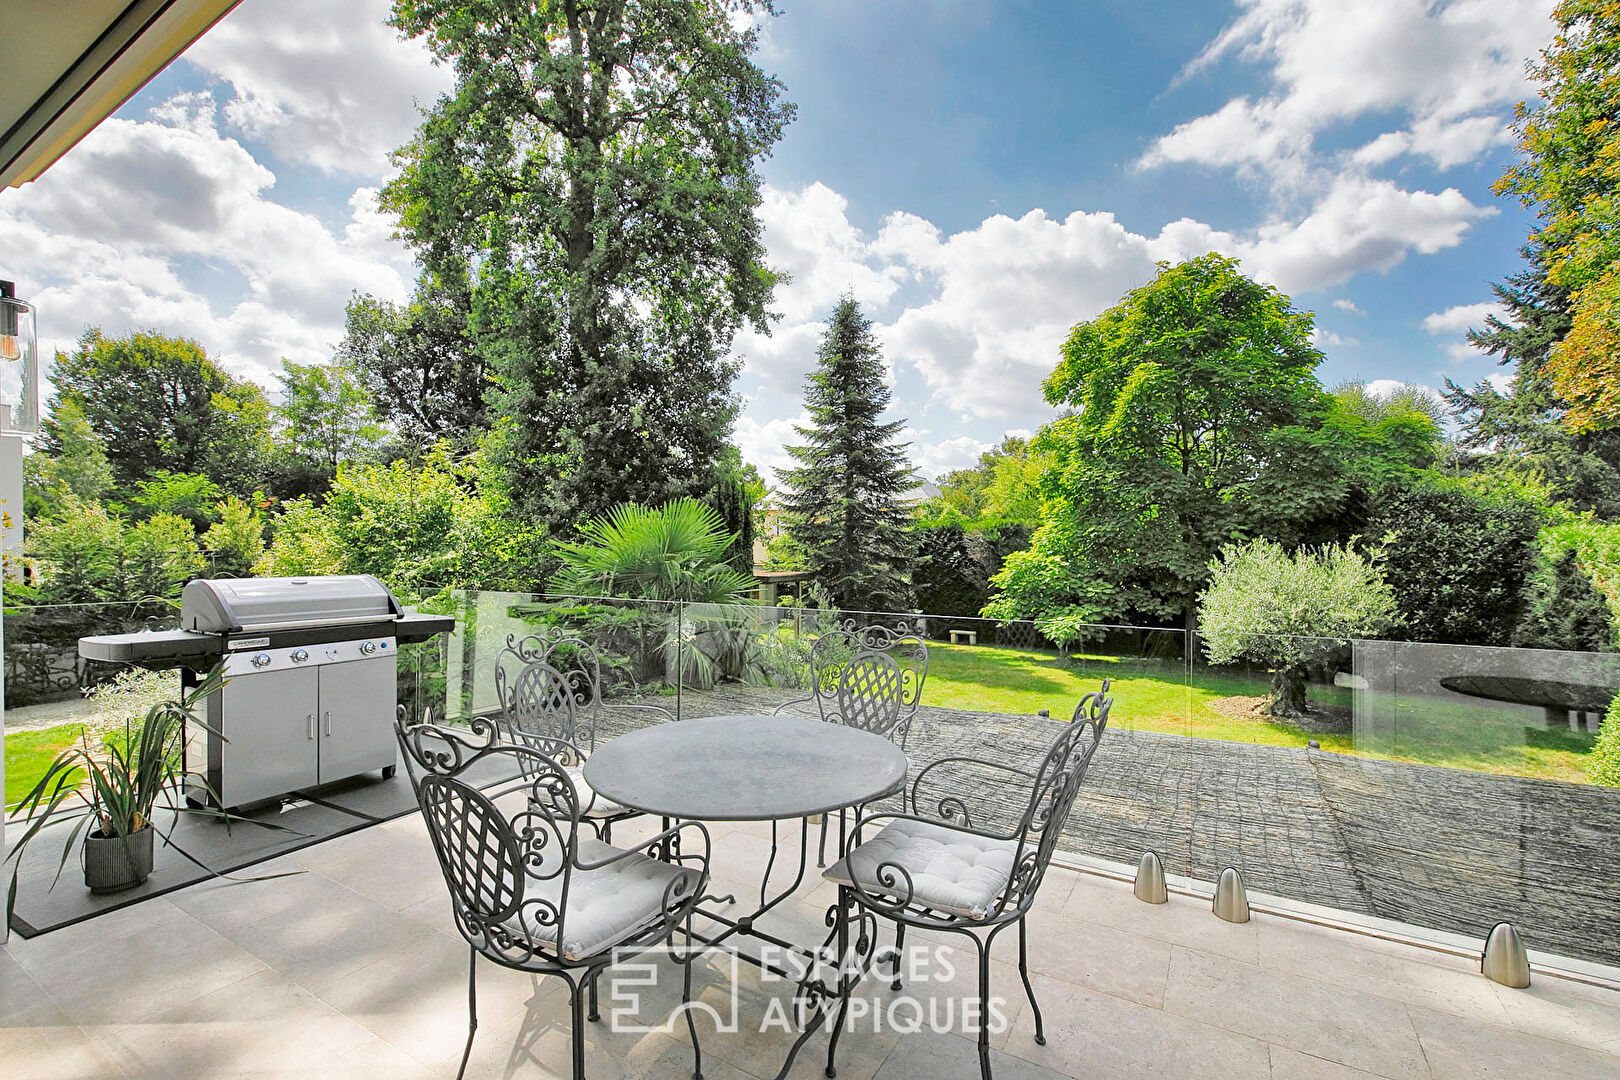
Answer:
[1311,328,1360,347]
[1332,298,1365,315]
[1146,0,1551,179]
[906,433,993,481]
[1421,302,1503,336]
[185,0,451,175]
[738,176,1493,421]
[732,412,809,484]
[756,183,907,324]
[0,96,415,384]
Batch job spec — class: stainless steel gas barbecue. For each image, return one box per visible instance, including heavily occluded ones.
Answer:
[78,575,454,810]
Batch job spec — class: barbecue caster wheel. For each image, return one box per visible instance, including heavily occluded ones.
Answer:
[382,765,396,780]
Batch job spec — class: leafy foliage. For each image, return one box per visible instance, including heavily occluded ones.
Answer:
[918,436,1049,531]
[339,273,487,451]
[201,496,267,579]
[1367,478,1545,646]
[986,254,1337,630]
[43,329,271,495]
[1444,247,1620,519]
[275,358,384,481]
[548,497,755,604]
[1589,693,1620,786]
[1515,546,1616,651]
[779,296,917,609]
[1199,539,1397,716]
[27,498,205,602]
[258,449,548,595]
[383,0,792,533]
[22,398,112,519]
[1496,1,1620,432]
[131,471,223,528]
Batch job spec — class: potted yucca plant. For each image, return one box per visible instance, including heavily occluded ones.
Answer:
[5,663,274,922]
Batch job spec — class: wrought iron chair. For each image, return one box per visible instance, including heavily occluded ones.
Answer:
[822,681,1112,1080]
[771,619,929,866]
[495,630,675,841]
[395,714,711,1080]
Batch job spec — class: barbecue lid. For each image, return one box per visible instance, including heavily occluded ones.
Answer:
[182,575,402,634]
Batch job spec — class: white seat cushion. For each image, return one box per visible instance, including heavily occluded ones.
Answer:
[565,764,628,818]
[823,818,1016,920]
[510,838,694,960]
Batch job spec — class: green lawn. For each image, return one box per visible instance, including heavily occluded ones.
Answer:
[924,641,1598,785]
[5,723,87,810]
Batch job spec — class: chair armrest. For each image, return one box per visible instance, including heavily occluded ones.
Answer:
[908,756,1037,837]
[770,695,814,716]
[575,820,712,882]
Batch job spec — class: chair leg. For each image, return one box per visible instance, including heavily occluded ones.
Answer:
[683,913,704,1080]
[973,933,994,1080]
[824,886,853,1079]
[588,967,601,1022]
[601,818,613,844]
[569,977,589,1080]
[1018,916,1046,1046]
[891,924,906,991]
[455,947,478,1080]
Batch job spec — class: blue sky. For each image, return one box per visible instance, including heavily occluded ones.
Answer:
[0,0,1555,482]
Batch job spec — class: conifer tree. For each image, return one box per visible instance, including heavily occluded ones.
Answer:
[780,296,916,610]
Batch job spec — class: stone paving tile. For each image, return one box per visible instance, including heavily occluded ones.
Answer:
[0,1001,130,1080]
[1407,1002,1620,1080]
[84,967,379,1080]
[1162,945,1430,1080]
[1000,972,1273,1079]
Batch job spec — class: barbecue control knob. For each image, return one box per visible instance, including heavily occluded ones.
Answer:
[360,641,377,655]
[291,649,309,663]
[251,653,271,668]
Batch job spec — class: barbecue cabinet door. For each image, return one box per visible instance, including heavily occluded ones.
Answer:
[317,655,398,783]
[219,668,320,807]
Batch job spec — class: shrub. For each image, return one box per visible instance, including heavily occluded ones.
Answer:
[1590,694,1620,787]
[27,497,204,602]
[548,498,755,604]
[1367,478,1543,646]
[1200,539,1397,717]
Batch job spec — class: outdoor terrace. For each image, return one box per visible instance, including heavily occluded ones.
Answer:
[4,592,1620,1080]
[4,804,1620,1080]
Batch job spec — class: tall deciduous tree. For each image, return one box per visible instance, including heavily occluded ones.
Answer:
[339,272,487,451]
[779,297,916,610]
[985,254,1337,637]
[275,358,385,480]
[382,0,793,532]
[1496,1,1620,432]
[44,329,270,495]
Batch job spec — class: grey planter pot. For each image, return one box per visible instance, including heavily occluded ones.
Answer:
[83,826,155,894]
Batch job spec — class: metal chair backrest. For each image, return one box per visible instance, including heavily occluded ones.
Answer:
[395,715,581,963]
[506,660,583,749]
[833,651,907,738]
[495,630,605,750]
[808,618,928,746]
[1002,679,1112,915]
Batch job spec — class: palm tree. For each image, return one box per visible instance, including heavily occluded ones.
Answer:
[548,498,757,604]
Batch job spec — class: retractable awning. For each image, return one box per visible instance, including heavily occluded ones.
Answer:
[0,0,241,189]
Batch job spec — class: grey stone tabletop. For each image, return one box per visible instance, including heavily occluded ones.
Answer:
[582,713,909,821]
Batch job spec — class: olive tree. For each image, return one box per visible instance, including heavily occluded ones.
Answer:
[1199,539,1397,717]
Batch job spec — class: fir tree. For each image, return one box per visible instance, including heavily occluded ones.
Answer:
[1443,245,1620,519]
[780,297,917,610]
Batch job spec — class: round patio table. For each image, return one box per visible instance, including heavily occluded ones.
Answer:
[582,713,908,821]
[584,714,908,1080]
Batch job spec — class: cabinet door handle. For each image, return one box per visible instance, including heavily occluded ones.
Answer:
[324,711,332,737]
[307,714,315,740]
